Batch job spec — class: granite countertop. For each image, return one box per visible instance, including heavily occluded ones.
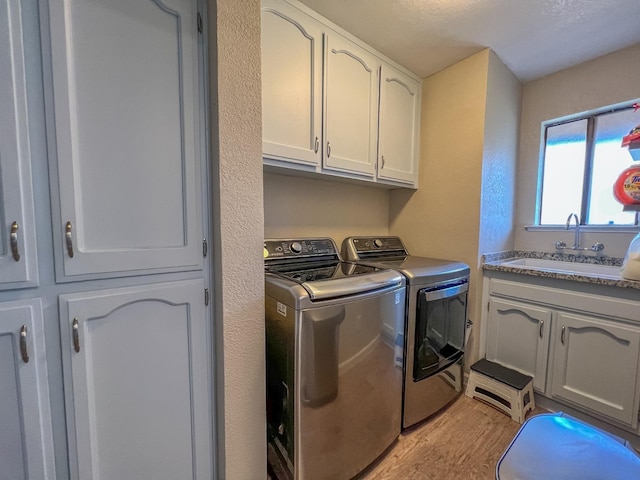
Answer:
[482,251,640,290]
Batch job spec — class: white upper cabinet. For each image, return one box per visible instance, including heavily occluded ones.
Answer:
[261,0,323,166]
[260,0,421,188]
[0,299,55,480]
[59,280,212,480]
[378,63,421,185]
[45,0,202,280]
[323,33,379,177]
[0,0,38,289]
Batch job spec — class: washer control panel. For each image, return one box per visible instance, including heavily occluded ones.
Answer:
[264,238,338,261]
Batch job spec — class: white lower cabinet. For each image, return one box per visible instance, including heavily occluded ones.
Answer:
[484,276,640,433]
[0,299,55,480]
[486,297,551,392]
[551,311,640,428]
[59,280,211,480]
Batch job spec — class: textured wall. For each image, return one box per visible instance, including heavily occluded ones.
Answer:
[389,49,521,366]
[389,50,489,363]
[479,51,521,258]
[516,43,640,258]
[263,172,390,244]
[474,51,521,361]
[208,0,266,478]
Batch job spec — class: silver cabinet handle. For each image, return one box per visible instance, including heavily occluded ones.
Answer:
[539,320,544,338]
[10,221,20,262]
[65,221,74,258]
[561,325,566,345]
[327,142,331,158]
[72,318,80,353]
[381,155,385,169]
[314,136,319,154]
[20,325,29,363]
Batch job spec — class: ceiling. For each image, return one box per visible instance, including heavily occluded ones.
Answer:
[297,0,640,81]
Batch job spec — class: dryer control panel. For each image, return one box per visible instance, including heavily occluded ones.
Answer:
[344,236,407,260]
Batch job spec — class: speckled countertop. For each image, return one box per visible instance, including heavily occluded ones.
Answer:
[482,251,640,290]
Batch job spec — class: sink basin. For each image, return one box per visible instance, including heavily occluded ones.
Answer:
[499,258,623,280]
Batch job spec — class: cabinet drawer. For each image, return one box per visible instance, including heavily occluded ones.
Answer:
[490,278,640,322]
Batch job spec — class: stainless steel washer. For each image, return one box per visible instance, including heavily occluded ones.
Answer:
[265,238,405,480]
[342,236,470,430]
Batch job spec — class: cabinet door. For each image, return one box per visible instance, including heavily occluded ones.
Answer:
[324,33,379,177]
[0,0,38,289]
[46,0,202,280]
[0,299,55,480]
[486,297,551,392]
[261,0,323,166]
[378,63,420,186]
[551,312,640,428]
[59,280,211,480]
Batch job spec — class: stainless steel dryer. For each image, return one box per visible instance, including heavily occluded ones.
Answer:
[265,238,405,480]
[342,236,470,430]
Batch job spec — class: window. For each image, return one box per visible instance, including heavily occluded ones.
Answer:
[539,105,640,226]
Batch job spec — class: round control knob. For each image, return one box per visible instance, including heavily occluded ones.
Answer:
[373,239,383,248]
[290,241,302,254]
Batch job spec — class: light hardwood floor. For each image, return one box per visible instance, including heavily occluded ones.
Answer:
[267,394,544,480]
[356,395,544,480]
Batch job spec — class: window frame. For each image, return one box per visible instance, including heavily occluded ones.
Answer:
[539,103,640,227]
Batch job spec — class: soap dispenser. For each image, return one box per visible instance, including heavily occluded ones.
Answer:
[621,232,640,281]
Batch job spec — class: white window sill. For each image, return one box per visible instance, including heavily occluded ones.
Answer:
[525,225,639,233]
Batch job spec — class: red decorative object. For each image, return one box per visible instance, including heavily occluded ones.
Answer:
[613,165,640,205]
[621,126,640,147]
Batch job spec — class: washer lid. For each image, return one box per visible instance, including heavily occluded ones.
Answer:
[266,261,403,300]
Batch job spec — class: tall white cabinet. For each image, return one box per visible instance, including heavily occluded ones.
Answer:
[46,0,203,280]
[0,0,213,478]
[59,281,211,480]
[0,0,38,290]
[0,299,55,480]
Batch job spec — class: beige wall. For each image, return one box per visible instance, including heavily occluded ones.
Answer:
[208,0,639,473]
[390,49,489,364]
[209,0,266,478]
[390,49,521,366]
[479,51,521,257]
[516,43,640,258]
[263,172,390,244]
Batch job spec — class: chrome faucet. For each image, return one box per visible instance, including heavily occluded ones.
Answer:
[554,212,605,254]
[566,213,581,249]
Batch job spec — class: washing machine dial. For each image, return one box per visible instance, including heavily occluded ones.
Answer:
[373,239,383,248]
[290,241,302,254]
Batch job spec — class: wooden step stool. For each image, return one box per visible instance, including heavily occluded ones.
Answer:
[465,359,535,424]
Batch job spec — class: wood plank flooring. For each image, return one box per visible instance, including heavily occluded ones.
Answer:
[268,394,545,480]
[356,395,545,480]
